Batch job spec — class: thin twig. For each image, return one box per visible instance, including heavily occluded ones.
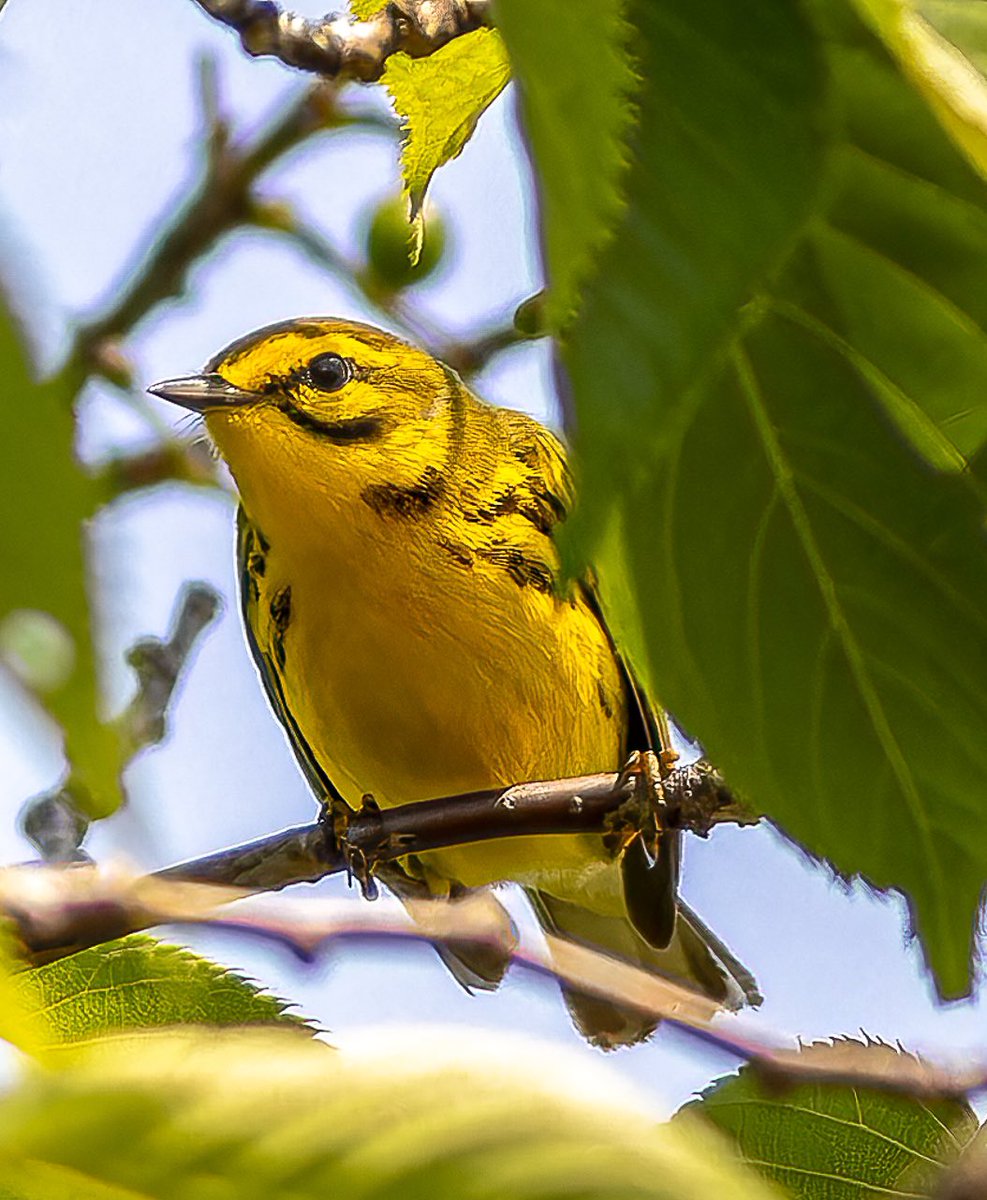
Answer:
[119,583,223,753]
[20,587,222,864]
[71,81,394,377]
[261,213,543,378]
[193,0,492,81]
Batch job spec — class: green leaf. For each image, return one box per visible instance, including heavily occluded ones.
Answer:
[495,0,636,327]
[0,923,47,1058]
[0,287,122,817]
[349,0,384,16]
[561,0,987,993]
[919,0,987,76]
[851,0,987,179]
[686,1043,976,1200]
[17,936,312,1046]
[381,27,510,260]
[0,1027,780,1200]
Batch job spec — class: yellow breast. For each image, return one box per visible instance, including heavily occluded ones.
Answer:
[238,431,626,905]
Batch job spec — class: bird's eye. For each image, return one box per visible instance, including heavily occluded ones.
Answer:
[306,352,351,393]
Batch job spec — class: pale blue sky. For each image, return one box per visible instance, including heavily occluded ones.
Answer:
[0,0,984,1113]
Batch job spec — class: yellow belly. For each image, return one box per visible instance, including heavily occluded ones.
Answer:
[257,524,627,911]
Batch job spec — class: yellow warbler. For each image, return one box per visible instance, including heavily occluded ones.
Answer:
[151,318,756,1045]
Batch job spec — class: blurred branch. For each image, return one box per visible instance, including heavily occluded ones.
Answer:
[71,79,394,379]
[439,321,529,377]
[192,0,491,81]
[69,50,533,503]
[95,440,221,499]
[119,583,222,754]
[20,586,222,864]
[263,210,535,378]
[3,868,983,1099]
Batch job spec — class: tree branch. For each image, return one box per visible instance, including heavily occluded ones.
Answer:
[192,0,492,81]
[15,759,752,955]
[71,79,394,379]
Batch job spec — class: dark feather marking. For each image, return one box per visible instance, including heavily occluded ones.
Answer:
[270,585,292,633]
[596,678,615,720]
[578,578,679,950]
[439,537,474,568]
[479,545,556,594]
[362,465,445,519]
[269,585,292,669]
[236,508,349,810]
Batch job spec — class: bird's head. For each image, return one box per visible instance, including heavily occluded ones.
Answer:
[149,317,459,515]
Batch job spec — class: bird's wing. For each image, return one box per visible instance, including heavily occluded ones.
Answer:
[507,414,682,951]
[236,506,349,810]
[577,576,681,951]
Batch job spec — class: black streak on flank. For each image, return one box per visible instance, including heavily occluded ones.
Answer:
[362,465,446,519]
[439,537,474,568]
[492,481,566,536]
[271,585,292,632]
[270,584,292,669]
[480,545,556,595]
[596,678,615,720]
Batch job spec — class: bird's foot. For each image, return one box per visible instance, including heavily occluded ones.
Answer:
[605,748,678,861]
[319,794,381,901]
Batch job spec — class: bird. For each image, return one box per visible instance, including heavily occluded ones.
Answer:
[150,317,757,1046]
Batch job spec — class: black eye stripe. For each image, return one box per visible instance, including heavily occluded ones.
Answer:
[306,352,351,393]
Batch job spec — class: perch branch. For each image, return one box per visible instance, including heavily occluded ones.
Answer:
[192,0,492,81]
[160,758,751,889]
[16,759,752,952]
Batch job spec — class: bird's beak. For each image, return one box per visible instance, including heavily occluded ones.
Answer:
[147,373,257,413]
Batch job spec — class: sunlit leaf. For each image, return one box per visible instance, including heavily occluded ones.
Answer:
[0,285,122,816]
[0,1027,780,1200]
[18,936,314,1046]
[0,923,46,1058]
[559,0,987,994]
[687,1042,976,1199]
[381,27,510,260]
[496,0,636,326]
[852,0,987,179]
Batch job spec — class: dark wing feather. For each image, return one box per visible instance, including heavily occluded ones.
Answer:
[578,578,681,950]
[502,414,682,951]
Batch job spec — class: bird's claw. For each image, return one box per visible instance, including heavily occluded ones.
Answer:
[320,794,381,901]
[605,748,678,861]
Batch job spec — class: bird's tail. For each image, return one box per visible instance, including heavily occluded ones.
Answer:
[528,889,761,1049]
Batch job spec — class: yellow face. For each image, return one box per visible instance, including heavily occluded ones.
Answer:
[166,318,459,514]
